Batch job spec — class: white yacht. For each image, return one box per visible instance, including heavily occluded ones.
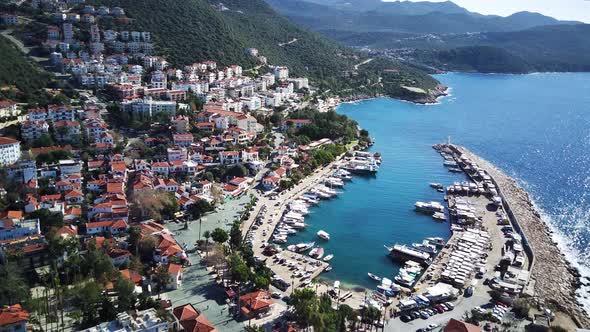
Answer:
[317,230,330,240]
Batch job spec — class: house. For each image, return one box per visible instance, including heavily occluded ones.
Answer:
[168,263,182,290]
[172,115,189,133]
[195,122,214,132]
[152,162,170,175]
[85,219,128,235]
[241,147,260,163]
[0,137,21,166]
[444,319,482,332]
[173,134,194,147]
[229,177,249,190]
[21,121,50,142]
[120,269,143,286]
[281,118,312,131]
[0,218,40,241]
[219,151,240,165]
[108,248,132,266]
[0,304,29,332]
[262,176,279,190]
[53,121,81,141]
[64,189,84,204]
[239,290,273,319]
[0,101,18,117]
[172,304,216,332]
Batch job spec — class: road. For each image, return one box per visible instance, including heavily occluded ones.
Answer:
[279,38,298,47]
[354,58,373,70]
[1,29,49,63]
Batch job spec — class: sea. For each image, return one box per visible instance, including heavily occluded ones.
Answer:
[284,72,590,308]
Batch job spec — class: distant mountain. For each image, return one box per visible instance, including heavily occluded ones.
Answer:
[357,24,590,73]
[266,0,579,34]
[265,0,589,73]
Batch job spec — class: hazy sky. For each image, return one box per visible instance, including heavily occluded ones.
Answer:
[389,0,590,22]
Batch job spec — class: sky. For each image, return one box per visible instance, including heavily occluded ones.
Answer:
[389,0,590,22]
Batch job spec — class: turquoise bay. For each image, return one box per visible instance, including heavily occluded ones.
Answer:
[286,73,590,291]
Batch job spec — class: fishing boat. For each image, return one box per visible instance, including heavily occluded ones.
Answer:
[333,169,353,181]
[412,241,438,254]
[425,237,445,248]
[323,254,334,262]
[432,212,447,222]
[376,285,395,297]
[429,183,443,189]
[288,242,315,253]
[317,230,330,240]
[385,244,431,264]
[443,160,458,167]
[448,167,463,173]
[368,273,382,282]
[309,247,325,259]
[414,201,445,214]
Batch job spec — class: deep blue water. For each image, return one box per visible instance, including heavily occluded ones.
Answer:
[287,73,590,297]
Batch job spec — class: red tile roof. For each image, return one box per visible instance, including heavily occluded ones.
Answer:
[0,304,28,326]
[239,290,272,311]
[173,304,217,332]
[0,137,19,146]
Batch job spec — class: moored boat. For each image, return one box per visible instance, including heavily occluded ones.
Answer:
[317,230,330,240]
[368,273,382,282]
[323,254,334,262]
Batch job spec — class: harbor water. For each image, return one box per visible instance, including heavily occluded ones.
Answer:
[286,73,590,304]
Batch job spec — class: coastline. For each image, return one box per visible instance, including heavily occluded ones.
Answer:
[449,144,590,327]
[332,84,450,110]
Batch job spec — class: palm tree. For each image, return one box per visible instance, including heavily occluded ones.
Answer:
[203,230,211,257]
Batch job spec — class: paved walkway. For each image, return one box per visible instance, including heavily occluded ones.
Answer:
[162,195,250,332]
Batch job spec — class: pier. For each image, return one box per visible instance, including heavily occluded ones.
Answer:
[242,156,367,308]
[438,144,589,327]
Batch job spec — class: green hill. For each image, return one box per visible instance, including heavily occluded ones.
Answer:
[91,0,442,101]
[93,0,356,79]
[0,35,52,103]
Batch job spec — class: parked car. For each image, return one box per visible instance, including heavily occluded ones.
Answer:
[445,302,455,310]
[401,315,413,322]
[271,291,282,299]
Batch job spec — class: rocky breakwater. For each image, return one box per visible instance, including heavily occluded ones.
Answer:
[450,144,589,327]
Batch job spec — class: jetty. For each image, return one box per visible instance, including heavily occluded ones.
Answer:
[435,143,589,327]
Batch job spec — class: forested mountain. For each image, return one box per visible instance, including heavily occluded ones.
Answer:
[266,0,578,34]
[265,0,590,73]
[90,0,443,101]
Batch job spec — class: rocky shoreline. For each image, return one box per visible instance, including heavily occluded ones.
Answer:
[336,83,449,107]
[452,145,590,327]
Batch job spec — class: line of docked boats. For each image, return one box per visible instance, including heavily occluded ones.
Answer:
[273,169,361,272]
[383,237,446,287]
[343,151,381,174]
[415,200,447,222]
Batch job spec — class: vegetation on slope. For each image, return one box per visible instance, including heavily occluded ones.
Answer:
[0,35,51,103]
[91,0,442,101]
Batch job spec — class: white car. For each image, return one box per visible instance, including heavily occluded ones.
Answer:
[427,323,439,331]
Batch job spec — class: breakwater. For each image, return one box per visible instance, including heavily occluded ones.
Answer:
[447,144,589,327]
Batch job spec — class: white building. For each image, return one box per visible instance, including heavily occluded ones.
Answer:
[0,137,20,166]
[273,66,289,81]
[0,218,40,241]
[121,98,176,117]
[81,309,170,332]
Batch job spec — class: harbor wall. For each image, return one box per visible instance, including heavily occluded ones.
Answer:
[446,144,589,327]
[447,145,535,272]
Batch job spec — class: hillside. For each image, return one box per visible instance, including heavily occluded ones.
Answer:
[355,25,590,73]
[91,0,442,102]
[93,0,364,80]
[0,35,52,103]
[266,0,577,34]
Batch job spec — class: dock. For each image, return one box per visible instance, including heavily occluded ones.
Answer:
[432,143,589,327]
